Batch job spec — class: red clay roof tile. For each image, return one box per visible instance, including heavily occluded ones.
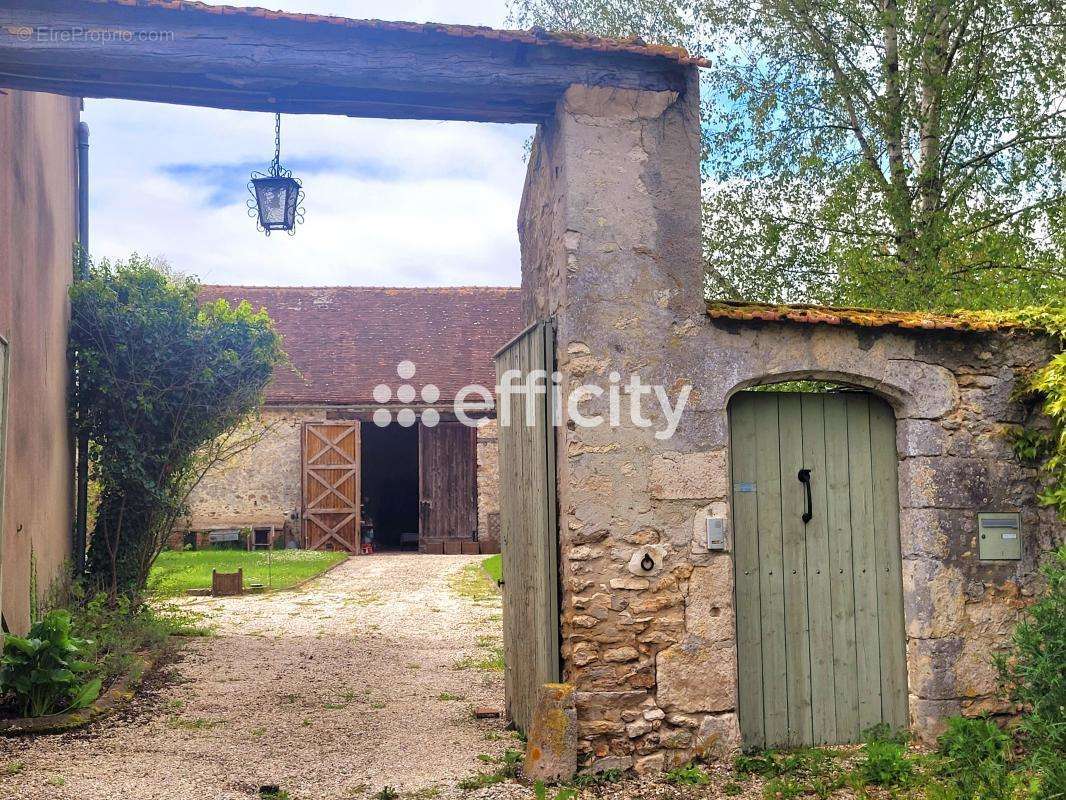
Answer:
[199,285,523,406]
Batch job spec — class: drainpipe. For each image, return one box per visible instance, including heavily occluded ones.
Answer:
[74,121,89,574]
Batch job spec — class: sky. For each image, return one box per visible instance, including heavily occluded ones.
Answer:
[82,0,531,288]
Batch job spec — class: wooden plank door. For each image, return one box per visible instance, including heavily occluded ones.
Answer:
[0,336,8,629]
[730,391,907,749]
[418,421,477,542]
[302,422,361,553]
[494,320,559,732]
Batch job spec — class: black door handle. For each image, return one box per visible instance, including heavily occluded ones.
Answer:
[798,469,813,524]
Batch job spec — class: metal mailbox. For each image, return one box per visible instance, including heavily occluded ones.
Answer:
[978,512,1021,561]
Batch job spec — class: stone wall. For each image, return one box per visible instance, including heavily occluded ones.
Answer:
[516,76,1061,772]
[181,407,500,544]
[477,419,501,548]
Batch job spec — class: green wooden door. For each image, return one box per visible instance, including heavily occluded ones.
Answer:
[495,320,559,732]
[730,391,907,749]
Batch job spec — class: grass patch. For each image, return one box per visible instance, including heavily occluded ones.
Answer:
[450,561,501,604]
[481,554,502,584]
[457,749,522,793]
[149,550,347,596]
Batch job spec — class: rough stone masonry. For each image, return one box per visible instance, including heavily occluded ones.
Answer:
[517,74,1062,772]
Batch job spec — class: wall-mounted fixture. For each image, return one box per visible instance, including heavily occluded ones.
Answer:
[248,113,305,236]
[705,517,727,550]
[628,545,666,577]
[978,512,1021,561]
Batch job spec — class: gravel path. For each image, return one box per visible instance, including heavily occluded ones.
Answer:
[0,554,512,800]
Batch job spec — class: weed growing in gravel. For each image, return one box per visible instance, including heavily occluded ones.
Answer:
[534,780,576,800]
[374,786,399,800]
[566,768,624,789]
[449,563,500,605]
[439,692,466,701]
[457,749,523,792]
[665,761,712,785]
[2,761,25,776]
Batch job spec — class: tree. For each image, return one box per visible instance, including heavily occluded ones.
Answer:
[70,256,283,598]
[509,0,1065,309]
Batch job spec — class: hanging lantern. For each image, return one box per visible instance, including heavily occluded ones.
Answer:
[248,113,305,235]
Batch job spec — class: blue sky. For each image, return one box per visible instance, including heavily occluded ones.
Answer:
[83,0,532,287]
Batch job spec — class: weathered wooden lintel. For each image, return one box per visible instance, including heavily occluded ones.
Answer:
[0,0,695,122]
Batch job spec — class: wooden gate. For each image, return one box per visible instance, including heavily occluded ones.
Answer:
[302,422,361,553]
[0,336,8,626]
[495,320,559,731]
[730,392,907,749]
[419,421,477,543]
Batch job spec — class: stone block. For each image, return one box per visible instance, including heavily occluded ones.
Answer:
[684,557,735,642]
[525,683,579,783]
[695,712,740,760]
[655,637,735,713]
[649,450,728,500]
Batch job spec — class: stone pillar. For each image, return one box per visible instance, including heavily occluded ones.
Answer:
[519,72,739,771]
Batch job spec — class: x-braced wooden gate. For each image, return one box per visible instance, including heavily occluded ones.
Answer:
[302,422,361,553]
[494,320,559,732]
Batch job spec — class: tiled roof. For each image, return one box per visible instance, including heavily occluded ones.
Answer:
[706,301,1026,332]
[84,0,709,66]
[199,286,524,406]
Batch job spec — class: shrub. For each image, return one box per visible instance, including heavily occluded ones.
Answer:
[70,256,283,597]
[997,547,1066,799]
[934,716,1017,800]
[0,610,101,717]
[857,740,915,787]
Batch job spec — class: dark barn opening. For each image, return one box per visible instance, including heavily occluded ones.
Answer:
[360,422,419,551]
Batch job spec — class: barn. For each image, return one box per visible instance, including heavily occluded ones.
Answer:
[178,285,523,555]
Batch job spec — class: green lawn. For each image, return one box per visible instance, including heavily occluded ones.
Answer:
[481,553,502,584]
[149,550,347,596]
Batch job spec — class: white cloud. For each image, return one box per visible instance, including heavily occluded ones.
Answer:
[82,0,533,288]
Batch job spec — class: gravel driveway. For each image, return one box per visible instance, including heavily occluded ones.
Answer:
[0,554,511,800]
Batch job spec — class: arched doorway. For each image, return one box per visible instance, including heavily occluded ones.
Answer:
[729,388,908,749]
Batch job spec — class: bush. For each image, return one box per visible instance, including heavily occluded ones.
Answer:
[70,256,282,597]
[998,546,1066,799]
[857,740,915,787]
[0,610,101,717]
[934,716,1018,800]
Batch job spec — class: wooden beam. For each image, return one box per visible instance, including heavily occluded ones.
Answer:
[0,0,691,122]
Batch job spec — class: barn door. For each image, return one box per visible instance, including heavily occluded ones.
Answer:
[730,392,907,749]
[302,422,361,553]
[418,421,477,543]
[494,320,559,732]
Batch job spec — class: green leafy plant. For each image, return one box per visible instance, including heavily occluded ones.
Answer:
[665,761,711,785]
[857,740,915,787]
[70,255,283,598]
[762,777,803,799]
[533,781,576,800]
[566,768,624,789]
[0,610,101,717]
[997,547,1066,799]
[373,787,398,800]
[934,716,1017,800]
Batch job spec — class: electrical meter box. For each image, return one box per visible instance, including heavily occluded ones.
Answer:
[978,513,1021,561]
[705,517,727,551]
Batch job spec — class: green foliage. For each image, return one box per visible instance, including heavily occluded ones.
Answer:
[933,716,1017,800]
[457,748,523,792]
[665,761,711,785]
[0,610,101,718]
[762,777,803,799]
[70,255,283,597]
[997,548,1066,798]
[858,740,916,787]
[373,787,398,800]
[566,768,624,789]
[509,0,1065,311]
[960,307,1066,519]
[533,780,576,800]
[481,554,503,584]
